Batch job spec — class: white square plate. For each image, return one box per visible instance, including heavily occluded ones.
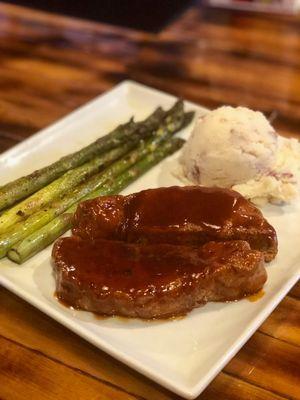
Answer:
[0,81,299,399]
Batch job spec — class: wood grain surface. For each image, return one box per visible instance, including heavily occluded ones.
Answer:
[0,2,299,399]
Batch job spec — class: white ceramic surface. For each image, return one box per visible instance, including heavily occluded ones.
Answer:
[0,81,299,399]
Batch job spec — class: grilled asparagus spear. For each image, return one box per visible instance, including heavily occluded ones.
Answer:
[0,106,165,211]
[0,104,187,258]
[0,142,136,234]
[8,138,184,264]
[0,101,185,233]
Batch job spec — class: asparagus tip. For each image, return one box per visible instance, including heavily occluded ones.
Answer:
[181,111,196,129]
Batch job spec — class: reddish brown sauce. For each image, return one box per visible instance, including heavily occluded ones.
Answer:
[247,289,265,302]
[72,186,276,254]
[54,291,77,309]
[53,186,272,317]
[125,186,244,232]
[55,291,187,322]
[72,195,126,240]
[54,238,248,299]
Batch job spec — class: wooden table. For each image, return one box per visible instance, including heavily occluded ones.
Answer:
[0,2,299,399]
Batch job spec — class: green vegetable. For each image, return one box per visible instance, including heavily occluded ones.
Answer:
[0,141,136,234]
[1,101,186,259]
[8,138,184,264]
[0,106,165,211]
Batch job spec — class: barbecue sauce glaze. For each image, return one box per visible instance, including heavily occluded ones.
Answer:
[53,239,264,301]
[73,186,268,240]
[54,186,271,317]
[124,186,252,232]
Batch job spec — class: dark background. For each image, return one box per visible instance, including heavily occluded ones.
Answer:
[6,0,195,32]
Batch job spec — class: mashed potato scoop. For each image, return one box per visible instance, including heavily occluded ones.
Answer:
[180,106,300,205]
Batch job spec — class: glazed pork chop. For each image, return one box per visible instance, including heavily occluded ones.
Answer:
[53,238,266,319]
[73,186,277,262]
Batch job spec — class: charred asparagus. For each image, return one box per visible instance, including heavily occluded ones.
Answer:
[8,138,184,263]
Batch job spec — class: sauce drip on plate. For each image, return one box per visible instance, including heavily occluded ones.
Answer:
[247,289,265,302]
